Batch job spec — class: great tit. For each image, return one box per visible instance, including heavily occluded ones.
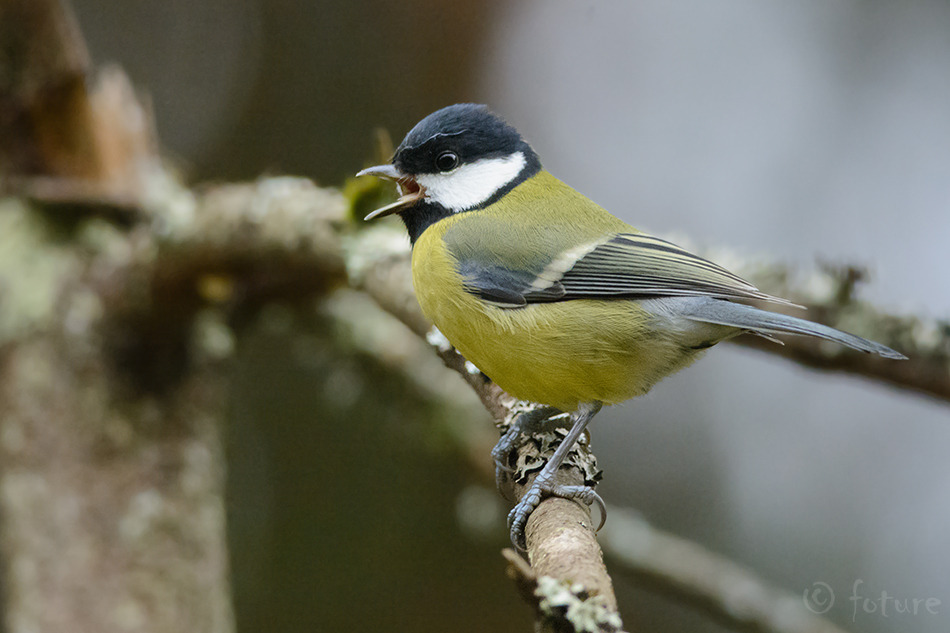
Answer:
[357,103,906,550]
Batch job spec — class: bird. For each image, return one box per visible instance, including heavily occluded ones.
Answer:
[356,103,906,551]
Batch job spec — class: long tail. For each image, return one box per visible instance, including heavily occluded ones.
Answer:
[678,298,906,359]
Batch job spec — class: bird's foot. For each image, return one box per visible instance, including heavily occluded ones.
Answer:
[505,401,605,551]
[507,474,607,551]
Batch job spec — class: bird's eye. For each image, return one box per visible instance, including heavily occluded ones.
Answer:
[435,151,460,173]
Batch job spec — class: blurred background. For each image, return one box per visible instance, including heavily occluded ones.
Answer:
[70,1,950,631]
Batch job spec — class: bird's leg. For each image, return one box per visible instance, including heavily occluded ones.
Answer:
[508,401,605,551]
[492,404,563,492]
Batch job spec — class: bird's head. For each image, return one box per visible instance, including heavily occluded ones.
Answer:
[357,104,541,230]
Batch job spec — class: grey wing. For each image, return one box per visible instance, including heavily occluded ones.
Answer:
[526,233,799,306]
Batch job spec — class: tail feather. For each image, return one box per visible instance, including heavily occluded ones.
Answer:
[678,298,907,360]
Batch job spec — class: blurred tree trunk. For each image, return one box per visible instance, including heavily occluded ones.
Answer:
[0,1,236,630]
[0,216,234,631]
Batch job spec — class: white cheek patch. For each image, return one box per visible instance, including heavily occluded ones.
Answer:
[415,151,526,212]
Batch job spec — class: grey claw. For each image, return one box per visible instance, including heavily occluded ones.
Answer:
[592,491,607,532]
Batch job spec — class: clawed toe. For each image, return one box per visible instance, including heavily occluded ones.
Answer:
[508,481,605,551]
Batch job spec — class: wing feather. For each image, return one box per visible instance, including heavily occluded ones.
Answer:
[526,234,798,307]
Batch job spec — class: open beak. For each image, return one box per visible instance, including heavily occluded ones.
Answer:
[356,164,426,220]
